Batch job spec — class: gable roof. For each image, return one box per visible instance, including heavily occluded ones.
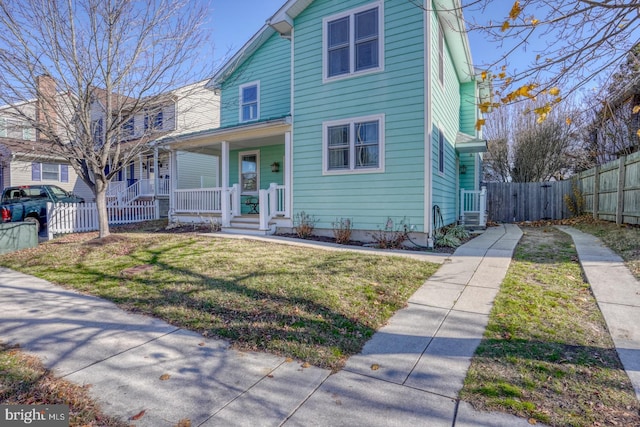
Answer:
[207,0,477,89]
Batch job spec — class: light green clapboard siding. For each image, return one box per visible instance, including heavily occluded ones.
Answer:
[430,8,462,227]
[220,32,291,127]
[292,0,427,232]
[459,82,477,135]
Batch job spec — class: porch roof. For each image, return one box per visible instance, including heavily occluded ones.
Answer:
[155,115,291,152]
[455,132,487,154]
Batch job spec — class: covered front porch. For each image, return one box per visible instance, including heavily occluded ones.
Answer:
[106,147,171,205]
[161,117,292,234]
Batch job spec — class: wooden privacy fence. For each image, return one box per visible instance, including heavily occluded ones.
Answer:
[486,181,573,223]
[486,151,640,225]
[47,201,159,239]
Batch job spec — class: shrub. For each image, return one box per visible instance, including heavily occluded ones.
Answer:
[293,211,318,239]
[370,217,408,249]
[332,218,353,244]
[435,224,469,248]
[564,182,586,217]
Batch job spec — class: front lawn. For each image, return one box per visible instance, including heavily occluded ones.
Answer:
[0,231,438,370]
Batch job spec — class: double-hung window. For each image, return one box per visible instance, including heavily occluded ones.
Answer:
[91,118,103,144]
[144,109,163,131]
[324,2,383,81]
[123,117,135,138]
[324,114,384,174]
[31,162,69,182]
[239,82,259,122]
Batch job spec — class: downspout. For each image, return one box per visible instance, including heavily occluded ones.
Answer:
[424,0,434,247]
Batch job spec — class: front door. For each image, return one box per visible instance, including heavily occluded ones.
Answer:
[240,151,259,195]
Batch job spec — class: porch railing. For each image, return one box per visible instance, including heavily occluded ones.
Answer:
[460,186,487,227]
[259,183,286,230]
[174,188,222,213]
[107,181,127,197]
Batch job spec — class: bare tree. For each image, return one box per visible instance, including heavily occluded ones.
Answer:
[0,0,211,238]
[483,96,584,182]
[460,1,640,105]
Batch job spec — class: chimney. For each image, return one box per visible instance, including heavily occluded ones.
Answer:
[35,74,58,141]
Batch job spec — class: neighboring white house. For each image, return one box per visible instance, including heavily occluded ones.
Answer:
[0,77,221,216]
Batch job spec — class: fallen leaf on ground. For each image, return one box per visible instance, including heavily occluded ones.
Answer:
[175,419,191,427]
[371,364,380,371]
[159,374,171,380]
[130,410,146,420]
[301,362,310,368]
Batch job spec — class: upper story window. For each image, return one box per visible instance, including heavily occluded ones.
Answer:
[324,2,383,82]
[123,117,135,138]
[91,118,103,144]
[438,23,445,86]
[323,114,385,174]
[145,109,163,131]
[239,82,259,122]
[0,117,34,140]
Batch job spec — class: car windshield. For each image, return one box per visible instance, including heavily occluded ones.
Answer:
[49,186,69,198]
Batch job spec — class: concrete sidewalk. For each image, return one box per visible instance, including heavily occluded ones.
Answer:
[558,226,640,402]
[0,224,536,426]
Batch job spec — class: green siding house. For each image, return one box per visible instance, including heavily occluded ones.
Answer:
[163,0,488,246]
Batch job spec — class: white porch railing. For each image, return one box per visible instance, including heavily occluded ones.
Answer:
[460,186,487,227]
[107,181,127,197]
[172,183,286,229]
[258,183,287,230]
[174,188,223,213]
[47,201,159,239]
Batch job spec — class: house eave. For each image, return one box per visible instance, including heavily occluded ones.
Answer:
[435,0,474,83]
[158,116,292,150]
[455,132,487,153]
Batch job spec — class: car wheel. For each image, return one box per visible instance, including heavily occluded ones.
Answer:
[24,216,41,234]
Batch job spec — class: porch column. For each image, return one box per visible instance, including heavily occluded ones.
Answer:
[169,150,177,220]
[221,141,230,227]
[153,146,159,196]
[284,131,292,218]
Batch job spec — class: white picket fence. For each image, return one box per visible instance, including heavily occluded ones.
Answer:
[46,201,159,239]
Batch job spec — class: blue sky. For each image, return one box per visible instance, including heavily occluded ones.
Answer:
[207,1,495,70]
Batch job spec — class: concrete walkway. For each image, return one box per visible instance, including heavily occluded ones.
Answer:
[558,226,640,402]
[0,224,542,426]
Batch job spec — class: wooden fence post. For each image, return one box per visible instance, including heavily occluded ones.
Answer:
[616,155,626,225]
[592,165,600,220]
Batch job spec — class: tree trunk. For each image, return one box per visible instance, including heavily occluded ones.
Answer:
[94,183,110,239]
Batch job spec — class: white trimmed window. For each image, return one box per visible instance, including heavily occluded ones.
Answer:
[438,127,445,174]
[438,23,445,86]
[323,114,385,174]
[31,162,69,183]
[323,2,383,82]
[144,109,163,131]
[239,82,259,122]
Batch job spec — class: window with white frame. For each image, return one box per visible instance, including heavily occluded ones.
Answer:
[91,118,103,144]
[324,2,383,81]
[240,151,259,193]
[123,117,135,138]
[239,82,259,122]
[31,162,69,182]
[324,114,384,174]
[438,127,445,174]
[144,109,163,131]
[438,23,445,86]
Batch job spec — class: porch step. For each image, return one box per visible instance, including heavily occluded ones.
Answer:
[222,215,276,236]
